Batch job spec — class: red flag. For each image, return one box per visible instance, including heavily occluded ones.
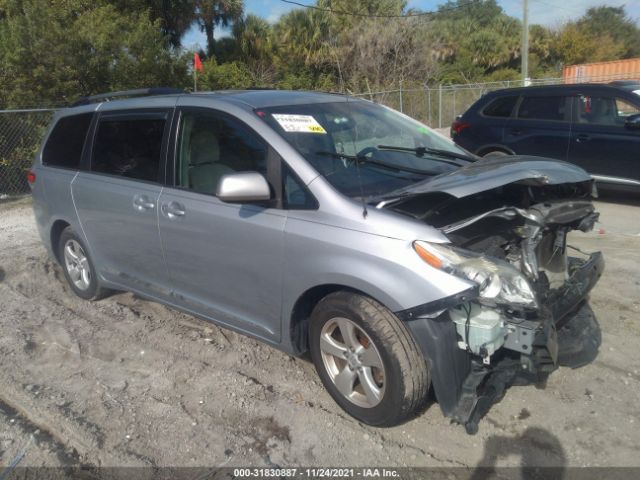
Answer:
[194,53,203,72]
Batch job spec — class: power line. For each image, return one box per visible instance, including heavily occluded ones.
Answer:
[279,0,477,18]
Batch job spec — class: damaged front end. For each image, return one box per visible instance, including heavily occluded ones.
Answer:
[388,157,604,434]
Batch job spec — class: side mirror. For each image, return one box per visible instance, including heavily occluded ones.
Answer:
[216,172,271,203]
[624,113,640,130]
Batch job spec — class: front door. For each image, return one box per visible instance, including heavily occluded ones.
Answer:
[568,93,640,183]
[72,109,173,298]
[158,107,286,341]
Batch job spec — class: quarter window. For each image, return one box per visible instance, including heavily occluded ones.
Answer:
[176,110,267,195]
[517,96,568,121]
[42,113,93,169]
[482,96,518,117]
[283,164,317,209]
[91,115,166,182]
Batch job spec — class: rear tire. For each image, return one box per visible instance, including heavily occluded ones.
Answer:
[57,227,108,301]
[309,291,430,426]
[482,150,509,157]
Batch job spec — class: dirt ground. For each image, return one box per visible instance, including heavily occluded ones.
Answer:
[1,194,639,471]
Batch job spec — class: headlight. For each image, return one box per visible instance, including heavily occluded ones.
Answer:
[413,240,538,308]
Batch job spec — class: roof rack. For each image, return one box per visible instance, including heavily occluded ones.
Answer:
[71,87,186,107]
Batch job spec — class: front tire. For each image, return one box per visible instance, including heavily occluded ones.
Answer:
[58,227,108,301]
[309,292,430,426]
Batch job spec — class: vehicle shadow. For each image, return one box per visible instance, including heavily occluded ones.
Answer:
[470,427,566,480]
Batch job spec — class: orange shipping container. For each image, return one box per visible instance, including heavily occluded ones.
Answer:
[563,58,640,84]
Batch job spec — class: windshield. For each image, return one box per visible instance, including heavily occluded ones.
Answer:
[258,101,473,200]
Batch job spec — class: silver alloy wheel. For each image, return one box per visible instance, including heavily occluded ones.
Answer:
[319,317,386,408]
[63,239,91,291]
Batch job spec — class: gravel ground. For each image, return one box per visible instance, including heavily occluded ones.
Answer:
[1,194,639,470]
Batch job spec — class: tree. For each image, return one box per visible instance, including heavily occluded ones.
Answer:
[195,0,243,57]
[198,57,252,89]
[0,0,189,107]
[232,14,276,85]
[335,17,439,90]
[426,1,522,82]
[110,0,197,48]
[577,6,640,58]
[275,8,331,67]
[551,23,625,66]
[435,0,502,26]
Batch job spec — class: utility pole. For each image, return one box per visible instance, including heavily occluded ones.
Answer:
[521,0,529,86]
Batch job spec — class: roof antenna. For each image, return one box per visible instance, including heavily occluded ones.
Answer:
[328,23,368,219]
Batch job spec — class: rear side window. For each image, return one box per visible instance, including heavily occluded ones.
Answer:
[517,96,568,121]
[91,115,166,182]
[482,96,518,117]
[42,113,93,169]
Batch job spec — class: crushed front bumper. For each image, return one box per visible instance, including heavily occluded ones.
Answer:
[402,251,604,434]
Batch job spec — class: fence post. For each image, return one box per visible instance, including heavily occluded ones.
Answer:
[399,82,404,113]
[426,87,432,127]
[438,84,443,129]
[452,90,456,124]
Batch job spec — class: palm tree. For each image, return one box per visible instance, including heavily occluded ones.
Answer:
[275,8,331,66]
[195,0,243,57]
[233,14,276,85]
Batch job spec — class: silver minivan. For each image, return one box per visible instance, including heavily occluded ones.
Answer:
[30,89,604,433]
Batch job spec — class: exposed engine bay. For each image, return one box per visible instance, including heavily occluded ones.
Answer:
[386,177,604,433]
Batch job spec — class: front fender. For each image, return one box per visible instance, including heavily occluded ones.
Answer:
[281,217,474,335]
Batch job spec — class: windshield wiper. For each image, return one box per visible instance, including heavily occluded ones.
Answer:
[315,151,437,176]
[377,145,475,165]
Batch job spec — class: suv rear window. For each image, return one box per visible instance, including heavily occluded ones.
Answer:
[482,96,518,117]
[91,115,166,182]
[517,96,567,121]
[42,113,93,169]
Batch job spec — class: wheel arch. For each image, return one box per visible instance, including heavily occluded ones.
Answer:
[50,219,71,264]
[475,144,515,157]
[288,284,390,355]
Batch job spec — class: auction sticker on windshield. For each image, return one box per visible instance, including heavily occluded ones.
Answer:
[272,114,327,133]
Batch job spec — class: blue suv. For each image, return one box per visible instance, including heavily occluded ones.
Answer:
[451,83,640,192]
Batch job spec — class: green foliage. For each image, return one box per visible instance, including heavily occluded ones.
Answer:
[551,23,625,66]
[0,0,189,107]
[110,0,197,48]
[1,0,639,107]
[195,0,243,56]
[577,6,640,58]
[198,58,252,89]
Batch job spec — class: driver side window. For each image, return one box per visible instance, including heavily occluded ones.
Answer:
[576,95,640,126]
[176,110,268,195]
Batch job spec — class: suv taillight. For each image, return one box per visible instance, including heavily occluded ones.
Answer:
[451,120,470,135]
[27,170,36,185]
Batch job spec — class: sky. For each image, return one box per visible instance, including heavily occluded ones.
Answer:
[182,0,640,50]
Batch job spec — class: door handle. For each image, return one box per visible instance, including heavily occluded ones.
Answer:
[576,134,591,143]
[133,194,155,211]
[161,202,186,219]
[509,128,522,135]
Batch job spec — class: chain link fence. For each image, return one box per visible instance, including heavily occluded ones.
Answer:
[0,109,56,197]
[354,71,640,130]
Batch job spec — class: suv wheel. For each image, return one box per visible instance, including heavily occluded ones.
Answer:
[482,150,509,157]
[309,292,430,426]
[58,227,108,300]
